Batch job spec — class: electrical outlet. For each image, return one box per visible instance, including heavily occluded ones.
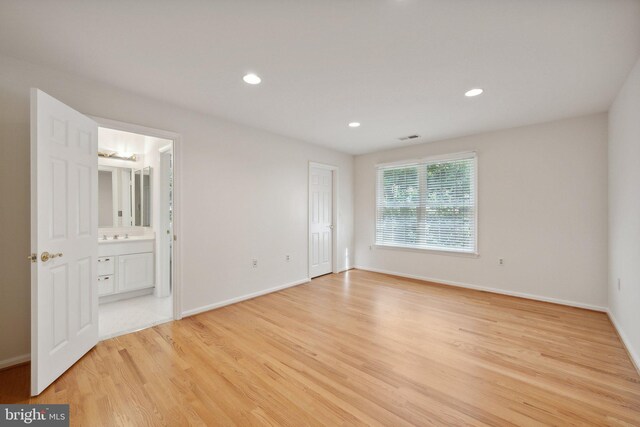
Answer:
[285,254,291,262]
[618,278,621,291]
[252,259,258,268]
[369,245,373,251]
[499,258,504,266]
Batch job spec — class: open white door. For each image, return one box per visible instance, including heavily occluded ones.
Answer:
[30,89,99,396]
[309,166,333,278]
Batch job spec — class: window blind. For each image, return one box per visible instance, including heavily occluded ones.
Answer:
[375,154,476,253]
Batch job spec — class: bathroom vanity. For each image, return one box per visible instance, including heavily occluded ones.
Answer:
[98,235,155,302]
[97,158,157,303]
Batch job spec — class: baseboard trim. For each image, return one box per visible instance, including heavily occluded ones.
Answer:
[0,353,30,371]
[182,278,311,318]
[353,266,607,312]
[607,310,640,375]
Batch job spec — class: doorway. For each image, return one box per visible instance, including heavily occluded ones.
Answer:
[95,123,179,339]
[309,162,337,278]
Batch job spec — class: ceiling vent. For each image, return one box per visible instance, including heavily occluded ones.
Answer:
[398,134,420,141]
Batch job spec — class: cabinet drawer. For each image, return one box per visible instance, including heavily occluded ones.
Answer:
[98,275,115,296]
[97,256,115,276]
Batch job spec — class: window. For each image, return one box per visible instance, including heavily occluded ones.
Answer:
[375,153,476,253]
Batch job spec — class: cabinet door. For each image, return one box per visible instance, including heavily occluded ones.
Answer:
[118,252,154,292]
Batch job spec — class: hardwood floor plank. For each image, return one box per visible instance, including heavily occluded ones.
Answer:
[1,270,639,426]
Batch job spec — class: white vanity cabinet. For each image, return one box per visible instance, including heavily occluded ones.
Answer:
[98,239,155,300]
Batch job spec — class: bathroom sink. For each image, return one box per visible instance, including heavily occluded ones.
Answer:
[98,235,155,243]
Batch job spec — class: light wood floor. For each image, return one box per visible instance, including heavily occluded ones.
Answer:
[1,270,639,426]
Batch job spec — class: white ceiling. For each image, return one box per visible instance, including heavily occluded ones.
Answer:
[1,0,639,154]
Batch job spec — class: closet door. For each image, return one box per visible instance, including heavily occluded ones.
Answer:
[309,166,333,278]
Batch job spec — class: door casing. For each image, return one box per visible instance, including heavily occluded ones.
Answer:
[91,116,183,323]
[157,146,173,298]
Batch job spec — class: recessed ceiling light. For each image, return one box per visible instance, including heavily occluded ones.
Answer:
[348,122,361,128]
[243,73,261,85]
[465,88,484,97]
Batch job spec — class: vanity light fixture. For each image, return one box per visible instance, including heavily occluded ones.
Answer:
[348,122,361,128]
[243,73,262,85]
[465,88,484,97]
[98,151,138,162]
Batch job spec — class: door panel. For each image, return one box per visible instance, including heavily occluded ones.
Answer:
[77,165,93,236]
[31,89,99,396]
[50,264,69,350]
[78,257,93,329]
[50,158,68,239]
[309,166,333,278]
[322,231,330,263]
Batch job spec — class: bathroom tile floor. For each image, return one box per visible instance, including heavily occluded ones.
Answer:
[99,293,173,339]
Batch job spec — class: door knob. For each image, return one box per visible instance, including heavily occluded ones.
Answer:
[41,251,63,262]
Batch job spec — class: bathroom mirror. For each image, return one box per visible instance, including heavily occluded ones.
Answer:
[134,166,152,227]
[98,166,134,227]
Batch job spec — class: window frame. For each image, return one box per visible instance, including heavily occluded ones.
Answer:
[374,151,478,256]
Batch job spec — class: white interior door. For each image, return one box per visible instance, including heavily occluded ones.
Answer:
[30,89,99,396]
[309,166,333,278]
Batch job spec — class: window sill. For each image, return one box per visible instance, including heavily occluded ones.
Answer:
[374,244,479,258]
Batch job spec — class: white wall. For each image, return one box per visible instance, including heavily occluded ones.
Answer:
[0,55,354,366]
[355,114,609,310]
[609,56,640,368]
